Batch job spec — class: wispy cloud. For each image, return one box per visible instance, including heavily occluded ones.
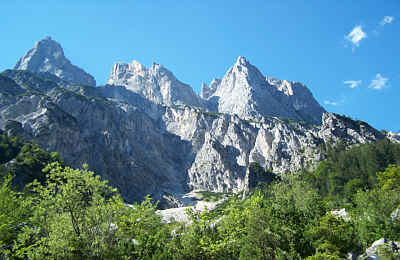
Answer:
[369,73,389,90]
[343,80,362,88]
[373,16,395,36]
[380,16,395,26]
[345,25,367,49]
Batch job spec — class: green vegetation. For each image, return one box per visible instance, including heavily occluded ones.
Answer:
[0,131,62,188]
[304,139,400,206]
[2,163,170,259]
[247,162,278,189]
[195,191,228,202]
[1,136,400,259]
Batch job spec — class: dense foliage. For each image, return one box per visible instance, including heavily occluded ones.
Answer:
[0,131,61,188]
[1,138,400,259]
[305,139,400,205]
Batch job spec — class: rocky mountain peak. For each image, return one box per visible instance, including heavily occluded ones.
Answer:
[14,37,96,86]
[229,56,264,80]
[150,62,162,70]
[131,60,146,73]
[200,78,221,99]
[235,56,249,66]
[208,57,325,124]
[1,38,393,204]
[33,36,64,58]
[107,60,202,107]
[200,83,208,98]
[267,77,295,96]
[210,78,222,88]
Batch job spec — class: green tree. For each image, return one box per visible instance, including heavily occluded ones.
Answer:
[114,196,172,259]
[377,164,400,191]
[305,139,400,206]
[306,241,345,259]
[305,214,360,257]
[239,175,324,259]
[171,206,229,260]
[13,162,127,259]
[0,175,30,257]
[12,162,170,259]
[352,188,400,248]
[0,133,21,164]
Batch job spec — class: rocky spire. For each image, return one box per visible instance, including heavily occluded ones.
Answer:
[14,37,96,86]
[107,60,202,107]
[208,56,325,124]
[200,78,221,99]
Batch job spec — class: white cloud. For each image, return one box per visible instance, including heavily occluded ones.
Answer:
[369,73,388,90]
[345,25,367,48]
[324,100,340,106]
[380,16,395,26]
[343,80,362,88]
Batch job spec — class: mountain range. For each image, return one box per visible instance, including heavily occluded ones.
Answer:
[1,37,398,203]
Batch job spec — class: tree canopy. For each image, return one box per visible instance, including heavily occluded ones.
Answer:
[1,136,400,259]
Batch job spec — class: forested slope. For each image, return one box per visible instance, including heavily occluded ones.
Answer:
[1,138,400,259]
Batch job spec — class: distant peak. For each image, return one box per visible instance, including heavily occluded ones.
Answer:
[35,36,61,47]
[130,60,146,71]
[14,37,96,86]
[131,60,141,65]
[151,62,164,71]
[235,56,249,66]
[210,78,221,84]
[30,37,64,59]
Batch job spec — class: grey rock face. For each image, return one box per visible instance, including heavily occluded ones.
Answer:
[0,74,26,96]
[106,56,325,125]
[107,60,202,107]
[387,131,400,143]
[0,70,387,202]
[319,113,385,144]
[1,71,191,202]
[0,38,392,204]
[200,78,221,99]
[14,37,96,86]
[266,77,325,124]
[207,56,325,124]
[158,106,384,192]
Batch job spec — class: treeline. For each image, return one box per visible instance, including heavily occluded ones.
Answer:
[305,139,400,205]
[1,137,400,259]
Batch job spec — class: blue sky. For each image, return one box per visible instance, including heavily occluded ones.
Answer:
[1,1,399,131]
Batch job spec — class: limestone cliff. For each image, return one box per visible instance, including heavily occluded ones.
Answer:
[107,61,202,107]
[207,56,326,124]
[0,70,385,202]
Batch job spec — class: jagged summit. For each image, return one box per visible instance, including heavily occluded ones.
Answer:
[200,78,221,99]
[207,56,325,124]
[13,37,325,124]
[108,55,325,124]
[107,59,202,107]
[235,56,250,66]
[14,37,96,86]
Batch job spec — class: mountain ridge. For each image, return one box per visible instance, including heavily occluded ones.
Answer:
[0,37,394,202]
[107,56,325,124]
